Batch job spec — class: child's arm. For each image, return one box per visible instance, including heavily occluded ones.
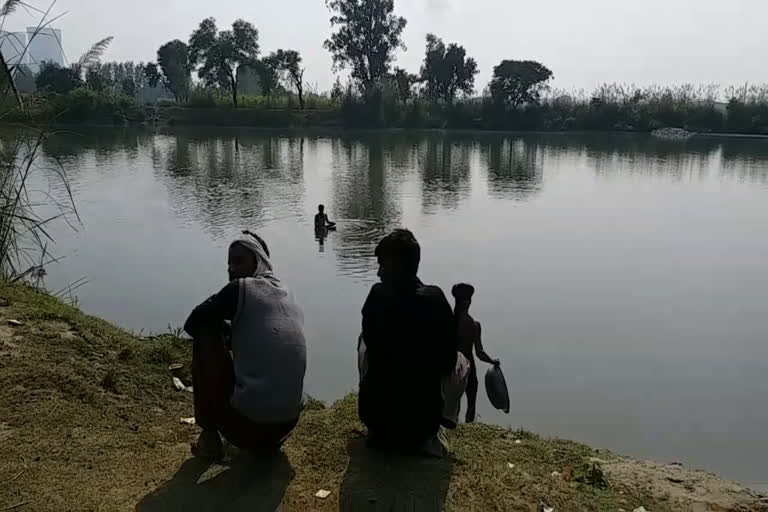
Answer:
[473,322,500,365]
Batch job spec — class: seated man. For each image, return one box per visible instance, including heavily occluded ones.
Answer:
[314,204,336,230]
[184,230,307,459]
[359,229,458,454]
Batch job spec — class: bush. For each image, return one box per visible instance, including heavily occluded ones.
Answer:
[9,88,145,124]
[685,105,725,133]
[339,91,371,128]
[35,62,83,94]
[187,87,219,108]
[3,78,767,133]
[403,99,428,128]
[727,100,768,134]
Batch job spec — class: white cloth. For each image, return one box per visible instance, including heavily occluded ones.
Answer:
[232,235,274,277]
[442,352,470,428]
[229,234,306,423]
[231,276,306,423]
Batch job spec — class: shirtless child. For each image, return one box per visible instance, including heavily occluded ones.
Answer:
[452,283,500,423]
[314,204,336,230]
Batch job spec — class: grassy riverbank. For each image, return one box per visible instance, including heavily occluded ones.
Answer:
[0,281,765,511]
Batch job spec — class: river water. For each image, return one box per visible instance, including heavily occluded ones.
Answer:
[24,128,768,488]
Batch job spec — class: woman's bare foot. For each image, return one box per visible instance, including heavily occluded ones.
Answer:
[191,429,224,460]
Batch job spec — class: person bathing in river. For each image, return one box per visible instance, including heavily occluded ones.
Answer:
[184,230,307,459]
[358,229,460,456]
[452,283,500,423]
[314,204,336,230]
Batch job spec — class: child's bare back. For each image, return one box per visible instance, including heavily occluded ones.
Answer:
[457,313,478,357]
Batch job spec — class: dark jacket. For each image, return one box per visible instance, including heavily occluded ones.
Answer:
[359,278,458,446]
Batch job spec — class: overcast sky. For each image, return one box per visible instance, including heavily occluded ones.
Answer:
[5,0,767,93]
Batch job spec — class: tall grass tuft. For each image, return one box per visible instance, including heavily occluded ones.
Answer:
[0,133,79,282]
[0,2,82,287]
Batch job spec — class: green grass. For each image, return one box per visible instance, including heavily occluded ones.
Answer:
[0,280,742,511]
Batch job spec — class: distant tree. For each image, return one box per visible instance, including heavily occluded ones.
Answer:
[41,36,113,93]
[420,34,478,104]
[13,64,35,93]
[120,76,136,97]
[256,60,279,96]
[330,76,344,105]
[132,62,149,91]
[189,18,260,108]
[489,60,553,109]
[421,34,444,102]
[393,67,417,106]
[156,40,191,102]
[36,62,83,93]
[85,63,112,92]
[97,62,135,92]
[265,49,305,109]
[144,41,190,102]
[73,37,114,79]
[323,0,407,97]
[35,36,114,94]
[143,62,161,87]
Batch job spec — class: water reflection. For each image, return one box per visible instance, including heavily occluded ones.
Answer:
[41,128,146,162]
[330,137,404,276]
[149,133,307,242]
[585,136,721,181]
[315,226,336,253]
[8,128,768,281]
[420,137,472,214]
[484,137,543,200]
[720,140,768,183]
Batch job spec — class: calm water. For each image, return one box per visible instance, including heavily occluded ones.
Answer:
[25,128,768,487]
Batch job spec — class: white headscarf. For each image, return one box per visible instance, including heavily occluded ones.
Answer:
[232,231,274,277]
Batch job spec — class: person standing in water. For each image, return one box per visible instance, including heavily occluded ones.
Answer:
[314,204,336,230]
[184,230,307,459]
[452,283,500,423]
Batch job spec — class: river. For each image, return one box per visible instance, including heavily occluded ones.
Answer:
[23,127,768,488]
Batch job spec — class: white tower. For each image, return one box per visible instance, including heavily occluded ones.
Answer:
[26,27,65,72]
[0,31,29,67]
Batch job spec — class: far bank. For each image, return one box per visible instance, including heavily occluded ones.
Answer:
[3,87,768,136]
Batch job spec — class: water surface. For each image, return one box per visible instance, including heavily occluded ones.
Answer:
[26,128,768,488]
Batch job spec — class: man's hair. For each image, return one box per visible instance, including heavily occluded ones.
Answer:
[452,283,475,300]
[242,230,270,258]
[318,204,325,211]
[375,229,420,275]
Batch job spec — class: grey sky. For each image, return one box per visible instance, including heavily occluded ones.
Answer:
[6,0,767,94]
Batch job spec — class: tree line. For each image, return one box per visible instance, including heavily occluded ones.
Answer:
[26,0,555,112]
[4,0,767,133]
[141,18,307,109]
